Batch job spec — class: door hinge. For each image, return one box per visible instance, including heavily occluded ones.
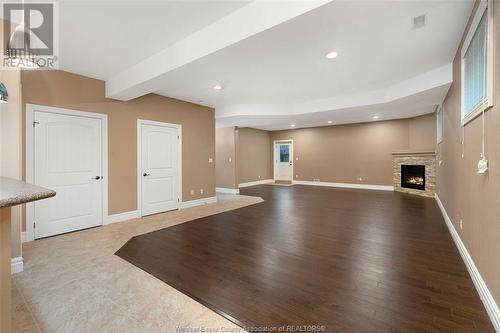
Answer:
[33,222,36,229]
[178,198,180,202]
[33,121,40,127]
[177,135,179,139]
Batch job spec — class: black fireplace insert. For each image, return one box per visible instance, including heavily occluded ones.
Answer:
[401,165,425,190]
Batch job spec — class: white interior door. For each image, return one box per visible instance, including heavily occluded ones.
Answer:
[141,123,180,216]
[34,111,103,239]
[275,142,293,181]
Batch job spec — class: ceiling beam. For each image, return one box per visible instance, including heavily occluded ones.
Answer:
[105,0,331,101]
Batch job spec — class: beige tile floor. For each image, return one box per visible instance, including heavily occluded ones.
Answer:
[12,281,40,333]
[13,194,263,333]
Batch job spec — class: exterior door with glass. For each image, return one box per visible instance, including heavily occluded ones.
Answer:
[274,141,293,181]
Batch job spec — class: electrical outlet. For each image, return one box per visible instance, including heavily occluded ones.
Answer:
[460,219,463,230]
[313,178,320,182]
[190,189,195,195]
[200,188,204,194]
[358,177,363,182]
[296,175,299,178]
[296,157,299,161]
[208,158,213,163]
[229,157,232,163]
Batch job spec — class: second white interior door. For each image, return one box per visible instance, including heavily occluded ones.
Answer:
[140,122,181,216]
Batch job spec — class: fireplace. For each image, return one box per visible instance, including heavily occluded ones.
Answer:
[393,151,435,197]
[401,165,425,191]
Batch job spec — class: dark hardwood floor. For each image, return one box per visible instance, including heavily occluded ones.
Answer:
[116,185,494,332]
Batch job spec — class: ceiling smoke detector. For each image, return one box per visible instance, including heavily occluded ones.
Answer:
[413,15,426,29]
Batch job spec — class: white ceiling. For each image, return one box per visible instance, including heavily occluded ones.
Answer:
[58,0,251,79]
[155,1,467,104]
[55,0,474,130]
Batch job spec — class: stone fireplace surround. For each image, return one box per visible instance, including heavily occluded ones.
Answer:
[392,151,436,197]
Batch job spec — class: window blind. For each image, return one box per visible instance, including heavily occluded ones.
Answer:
[463,10,488,116]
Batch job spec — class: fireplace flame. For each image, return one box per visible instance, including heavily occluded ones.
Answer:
[406,176,424,185]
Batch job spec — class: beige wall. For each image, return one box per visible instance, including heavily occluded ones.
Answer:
[215,127,238,189]
[237,127,273,184]
[271,114,436,186]
[1,19,23,259]
[0,68,23,259]
[21,70,215,223]
[409,113,437,150]
[437,1,500,305]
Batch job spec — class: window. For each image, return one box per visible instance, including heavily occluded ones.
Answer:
[279,145,289,162]
[436,105,443,143]
[461,0,494,125]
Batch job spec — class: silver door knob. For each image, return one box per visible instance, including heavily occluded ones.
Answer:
[143,173,150,177]
[92,176,101,180]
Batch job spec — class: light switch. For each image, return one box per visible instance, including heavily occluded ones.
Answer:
[208,158,213,163]
[229,157,232,163]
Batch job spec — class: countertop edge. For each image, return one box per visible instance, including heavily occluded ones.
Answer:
[0,189,56,208]
[0,177,57,209]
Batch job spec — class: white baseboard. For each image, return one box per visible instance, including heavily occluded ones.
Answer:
[293,180,394,191]
[216,187,240,194]
[11,257,23,274]
[180,196,217,209]
[105,210,141,225]
[435,194,500,332]
[239,179,274,188]
[22,230,34,243]
[22,201,215,237]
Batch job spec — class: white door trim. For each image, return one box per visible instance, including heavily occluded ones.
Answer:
[137,119,182,217]
[273,139,294,181]
[25,104,109,242]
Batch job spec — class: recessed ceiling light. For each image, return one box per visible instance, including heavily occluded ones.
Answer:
[290,124,296,128]
[213,84,223,90]
[325,51,338,59]
[372,115,380,120]
[327,120,333,124]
